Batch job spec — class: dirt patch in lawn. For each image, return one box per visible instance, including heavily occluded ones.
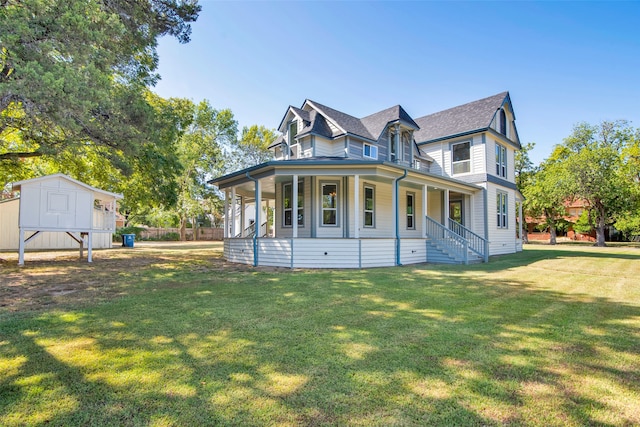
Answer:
[0,241,259,313]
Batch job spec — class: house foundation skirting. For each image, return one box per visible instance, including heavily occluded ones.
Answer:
[223,238,429,269]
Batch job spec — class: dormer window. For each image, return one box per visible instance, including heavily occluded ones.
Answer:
[499,109,507,136]
[288,121,297,146]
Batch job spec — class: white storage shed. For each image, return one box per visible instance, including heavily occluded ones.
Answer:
[2,174,123,265]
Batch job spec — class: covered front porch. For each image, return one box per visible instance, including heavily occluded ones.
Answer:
[212,159,488,268]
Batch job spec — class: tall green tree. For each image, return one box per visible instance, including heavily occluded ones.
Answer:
[522,159,568,245]
[224,125,275,171]
[174,100,237,240]
[515,142,536,243]
[555,121,634,246]
[0,0,200,170]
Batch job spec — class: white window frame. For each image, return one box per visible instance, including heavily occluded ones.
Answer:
[363,184,375,228]
[282,180,304,228]
[363,143,378,160]
[321,181,339,227]
[496,143,507,178]
[406,192,415,230]
[497,191,508,229]
[452,141,471,174]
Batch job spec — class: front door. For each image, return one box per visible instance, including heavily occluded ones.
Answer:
[449,199,463,225]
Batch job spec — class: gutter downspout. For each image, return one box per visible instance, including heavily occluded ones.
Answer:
[483,187,489,263]
[246,171,259,267]
[394,169,408,266]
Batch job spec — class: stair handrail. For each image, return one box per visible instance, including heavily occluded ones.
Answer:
[448,218,488,262]
[425,216,469,264]
[235,221,268,238]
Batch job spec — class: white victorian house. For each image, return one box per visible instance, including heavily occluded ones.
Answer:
[211,92,523,268]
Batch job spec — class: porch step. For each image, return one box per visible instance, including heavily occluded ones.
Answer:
[426,240,483,265]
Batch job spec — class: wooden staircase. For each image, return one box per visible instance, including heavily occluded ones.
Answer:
[425,216,488,264]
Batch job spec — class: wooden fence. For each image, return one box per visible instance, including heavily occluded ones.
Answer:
[138,227,224,241]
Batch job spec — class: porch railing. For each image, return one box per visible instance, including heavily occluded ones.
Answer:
[425,216,469,264]
[448,218,488,262]
[236,221,268,238]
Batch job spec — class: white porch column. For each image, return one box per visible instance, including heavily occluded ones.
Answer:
[266,199,270,237]
[240,196,246,237]
[292,175,299,238]
[444,189,450,228]
[422,184,428,238]
[224,190,229,238]
[231,187,237,237]
[255,182,261,233]
[354,175,360,238]
[394,124,401,162]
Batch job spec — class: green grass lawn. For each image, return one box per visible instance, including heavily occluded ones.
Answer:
[1,242,639,426]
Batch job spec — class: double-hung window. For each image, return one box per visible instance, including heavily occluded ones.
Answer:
[497,192,508,228]
[364,185,375,227]
[452,141,470,174]
[321,182,338,226]
[283,180,304,227]
[496,144,507,178]
[363,143,378,159]
[406,192,415,229]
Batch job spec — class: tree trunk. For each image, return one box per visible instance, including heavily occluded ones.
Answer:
[549,226,557,245]
[193,217,198,241]
[179,217,187,241]
[595,203,607,247]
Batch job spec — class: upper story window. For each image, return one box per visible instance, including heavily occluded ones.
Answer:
[283,180,304,227]
[288,121,297,146]
[363,143,378,160]
[495,143,507,178]
[452,141,470,174]
[499,109,507,136]
[389,130,397,162]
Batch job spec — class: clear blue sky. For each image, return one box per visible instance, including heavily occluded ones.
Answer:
[154,1,640,166]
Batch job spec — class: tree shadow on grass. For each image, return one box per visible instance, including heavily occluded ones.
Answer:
[1,264,639,425]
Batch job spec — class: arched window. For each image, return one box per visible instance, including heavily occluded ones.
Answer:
[499,109,507,136]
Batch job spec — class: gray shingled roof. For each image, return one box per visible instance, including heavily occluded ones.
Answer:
[297,110,336,139]
[413,92,508,143]
[306,100,375,140]
[360,105,419,138]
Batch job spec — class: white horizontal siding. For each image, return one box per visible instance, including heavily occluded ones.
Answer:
[314,137,334,157]
[400,239,427,265]
[291,239,359,268]
[259,239,291,267]
[226,239,254,264]
[360,239,395,268]
[0,198,113,250]
[487,184,517,256]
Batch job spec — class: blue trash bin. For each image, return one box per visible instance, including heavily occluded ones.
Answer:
[122,234,135,248]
